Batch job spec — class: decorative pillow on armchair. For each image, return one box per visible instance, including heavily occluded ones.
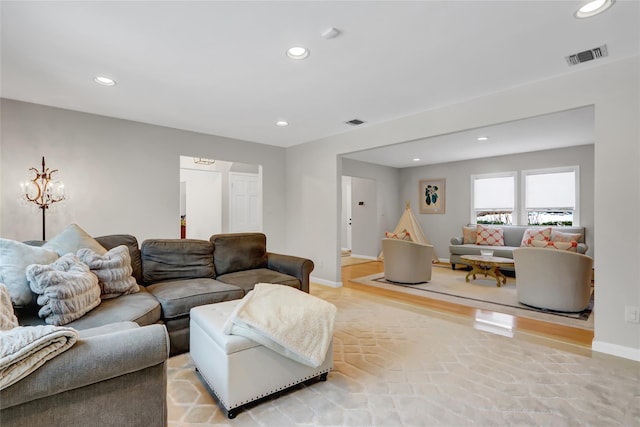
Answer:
[77,245,139,299]
[530,239,578,252]
[26,254,101,326]
[520,227,552,247]
[475,225,504,246]
[385,229,412,241]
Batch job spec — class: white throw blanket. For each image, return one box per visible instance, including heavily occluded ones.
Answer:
[0,325,78,390]
[223,283,336,368]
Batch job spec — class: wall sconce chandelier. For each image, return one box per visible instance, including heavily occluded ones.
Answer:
[21,156,66,240]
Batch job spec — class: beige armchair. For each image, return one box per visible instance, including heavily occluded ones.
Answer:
[382,238,434,284]
[513,247,593,312]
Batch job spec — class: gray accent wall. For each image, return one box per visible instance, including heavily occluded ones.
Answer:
[0,99,288,251]
[399,145,595,260]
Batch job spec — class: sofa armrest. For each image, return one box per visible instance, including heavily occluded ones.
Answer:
[0,323,169,410]
[450,237,463,245]
[267,253,314,293]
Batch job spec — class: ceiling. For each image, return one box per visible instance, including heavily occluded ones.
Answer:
[342,105,595,168]
[1,1,638,153]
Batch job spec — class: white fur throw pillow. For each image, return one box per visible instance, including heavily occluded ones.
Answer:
[26,254,101,326]
[0,284,19,330]
[77,245,139,299]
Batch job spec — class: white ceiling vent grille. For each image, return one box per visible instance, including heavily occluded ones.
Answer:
[346,119,366,126]
[565,44,608,66]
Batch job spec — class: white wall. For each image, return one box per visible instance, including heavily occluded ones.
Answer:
[397,145,595,261]
[0,99,288,252]
[179,168,222,240]
[287,57,639,360]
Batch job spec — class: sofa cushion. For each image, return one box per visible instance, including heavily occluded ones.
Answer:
[26,254,102,326]
[215,268,301,294]
[146,278,243,319]
[210,233,267,276]
[449,245,518,259]
[42,224,107,256]
[77,245,140,299]
[476,225,505,246]
[63,287,161,330]
[462,226,477,244]
[141,239,214,284]
[95,235,143,286]
[520,227,552,247]
[0,238,59,307]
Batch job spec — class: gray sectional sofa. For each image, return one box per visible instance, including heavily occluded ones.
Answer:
[449,225,587,270]
[2,232,313,427]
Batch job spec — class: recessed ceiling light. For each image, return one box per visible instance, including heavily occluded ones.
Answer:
[286,47,309,60]
[575,0,615,18]
[477,136,489,141]
[412,158,421,162]
[276,120,289,127]
[93,76,116,86]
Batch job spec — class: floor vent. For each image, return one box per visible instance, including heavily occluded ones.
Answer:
[346,119,365,126]
[565,44,608,66]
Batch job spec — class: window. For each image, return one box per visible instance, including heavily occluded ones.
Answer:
[522,167,579,226]
[471,173,516,224]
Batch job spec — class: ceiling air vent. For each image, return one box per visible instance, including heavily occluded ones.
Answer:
[346,119,365,126]
[565,44,608,66]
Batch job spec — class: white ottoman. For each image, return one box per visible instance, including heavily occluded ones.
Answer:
[190,300,333,418]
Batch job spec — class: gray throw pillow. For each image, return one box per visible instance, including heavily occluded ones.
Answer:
[43,224,107,256]
[26,254,101,326]
[0,238,59,306]
[77,245,139,299]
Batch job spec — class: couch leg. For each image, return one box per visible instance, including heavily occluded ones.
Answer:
[319,372,328,381]
[226,408,238,419]
[451,264,456,270]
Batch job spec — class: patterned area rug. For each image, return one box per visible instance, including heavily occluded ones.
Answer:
[353,266,594,330]
[167,291,638,426]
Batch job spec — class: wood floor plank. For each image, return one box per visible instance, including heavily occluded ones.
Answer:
[336,260,594,348]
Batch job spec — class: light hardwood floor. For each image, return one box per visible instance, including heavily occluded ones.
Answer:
[332,259,594,351]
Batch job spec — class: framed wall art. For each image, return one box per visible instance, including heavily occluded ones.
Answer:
[419,179,445,214]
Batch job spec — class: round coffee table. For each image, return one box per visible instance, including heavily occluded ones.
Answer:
[460,255,514,287]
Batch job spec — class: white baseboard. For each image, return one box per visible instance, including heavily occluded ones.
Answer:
[350,254,378,261]
[311,276,343,288]
[592,340,640,362]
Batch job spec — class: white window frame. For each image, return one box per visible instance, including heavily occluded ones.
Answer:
[470,172,517,225]
[520,166,580,226]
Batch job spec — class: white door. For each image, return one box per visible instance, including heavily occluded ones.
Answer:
[350,177,377,258]
[229,172,261,232]
[341,176,352,250]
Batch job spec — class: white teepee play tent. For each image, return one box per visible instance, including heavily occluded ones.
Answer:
[379,201,439,262]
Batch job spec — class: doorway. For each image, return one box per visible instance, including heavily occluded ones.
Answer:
[179,156,263,238]
[341,176,378,259]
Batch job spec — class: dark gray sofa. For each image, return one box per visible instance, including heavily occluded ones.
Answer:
[3,232,313,427]
[17,232,314,355]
